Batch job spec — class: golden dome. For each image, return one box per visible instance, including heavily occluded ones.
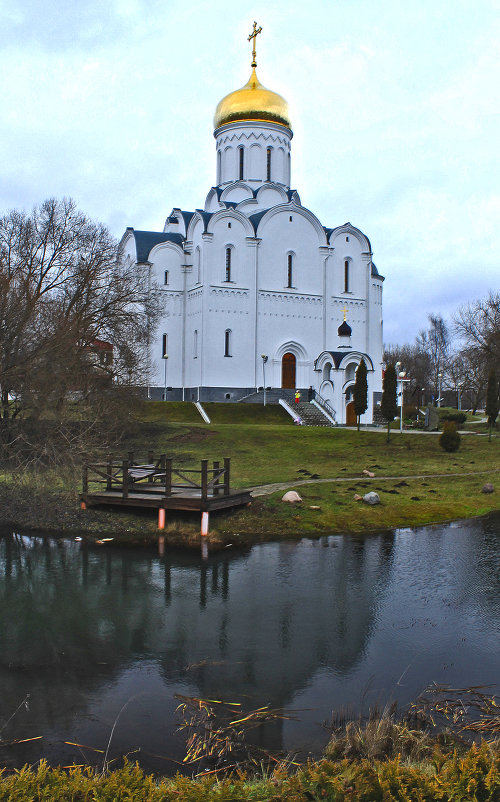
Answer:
[214,68,291,130]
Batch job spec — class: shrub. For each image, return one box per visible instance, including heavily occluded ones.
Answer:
[403,404,418,420]
[440,421,461,452]
[440,409,467,424]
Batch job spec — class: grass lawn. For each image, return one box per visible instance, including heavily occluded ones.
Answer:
[1,403,498,546]
[107,413,500,545]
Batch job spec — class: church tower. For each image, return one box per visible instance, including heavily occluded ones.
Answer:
[214,24,292,189]
[119,24,385,424]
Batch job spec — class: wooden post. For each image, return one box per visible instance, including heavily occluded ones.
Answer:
[158,508,166,530]
[201,460,208,500]
[165,458,172,496]
[122,460,129,499]
[223,458,230,495]
[82,464,88,495]
[106,456,112,491]
[213,461,220,496]
[201,511,209,536]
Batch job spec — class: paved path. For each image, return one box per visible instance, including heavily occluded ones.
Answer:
[249,468,500,497]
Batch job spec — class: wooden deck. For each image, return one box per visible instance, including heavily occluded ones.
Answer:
[81,454,252,514]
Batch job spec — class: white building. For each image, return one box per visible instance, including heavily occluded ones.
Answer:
[119,30,384,424]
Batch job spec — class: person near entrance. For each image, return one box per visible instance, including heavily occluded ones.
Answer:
[294,390,301,404]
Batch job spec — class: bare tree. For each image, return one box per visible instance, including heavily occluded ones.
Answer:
[0,198,159,465]
[416,315,450,404]
[454,292,500,370]
[383,343,432,407]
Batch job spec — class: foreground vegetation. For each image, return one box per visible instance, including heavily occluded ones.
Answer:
[0,402,498,547]
[0,742,498,801]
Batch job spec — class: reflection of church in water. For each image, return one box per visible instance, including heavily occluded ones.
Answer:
[119,24,384,424]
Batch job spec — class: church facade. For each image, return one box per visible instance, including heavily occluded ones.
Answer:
[119,28,384,424]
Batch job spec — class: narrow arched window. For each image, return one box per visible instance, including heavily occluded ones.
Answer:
[287,253,293,288]
[266,148,272,181]
[225,248,232,282]
[238,147,244,180]
[193,329,198,358]
[164,270,169,285]
[224,329,232,357]
[195,247,201,284]
[162,333,168,359]
[217,150,221,184]
[344,260,350,292]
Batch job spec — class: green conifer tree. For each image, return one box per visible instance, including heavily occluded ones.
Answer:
[381,363,398,442]
[486,369,499,442]
[353,358,368,431]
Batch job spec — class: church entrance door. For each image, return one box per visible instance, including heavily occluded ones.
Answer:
[282,353,296,389]
[346,401,356,426]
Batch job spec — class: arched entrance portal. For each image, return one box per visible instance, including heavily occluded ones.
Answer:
[281,353,296,389]
[346,401,356,426]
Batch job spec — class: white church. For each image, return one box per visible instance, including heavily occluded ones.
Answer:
[119,25,384,425]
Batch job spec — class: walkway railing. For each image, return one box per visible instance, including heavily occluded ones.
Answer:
[82,454,231,501]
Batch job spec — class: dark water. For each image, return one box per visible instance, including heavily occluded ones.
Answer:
[0,515,499,774]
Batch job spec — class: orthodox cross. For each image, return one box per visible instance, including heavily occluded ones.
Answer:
[343,305,348,321]
[248,21,262,68]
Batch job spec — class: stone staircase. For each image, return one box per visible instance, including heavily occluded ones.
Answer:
[295,401,335,427]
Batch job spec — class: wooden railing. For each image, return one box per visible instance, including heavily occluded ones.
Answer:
[82,454,231,500]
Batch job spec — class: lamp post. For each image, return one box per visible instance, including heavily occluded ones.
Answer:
[395,362,406,433]
[163,352,168,401]
[438,372,442,408]
[261,354,268,406]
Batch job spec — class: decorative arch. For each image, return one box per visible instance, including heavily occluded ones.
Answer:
[208,208,255,238]
[338,351,374,372]
[328,222,372,254]
[275,340,308,362]
[220,182,254,203]
[252,203,328,245]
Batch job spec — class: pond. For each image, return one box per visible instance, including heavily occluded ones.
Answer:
[0,515,499,774]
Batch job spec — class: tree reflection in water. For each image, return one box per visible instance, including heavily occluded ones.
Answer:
[0,516,498,773]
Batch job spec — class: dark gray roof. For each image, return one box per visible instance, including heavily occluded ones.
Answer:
[323,227,334,238]
[371,262,384,279]
[247,209,269,233]
[181,211,195,229]
[195,210,213,232]
[133,230,184,263]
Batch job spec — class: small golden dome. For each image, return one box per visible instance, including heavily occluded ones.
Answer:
[214,68,291,130]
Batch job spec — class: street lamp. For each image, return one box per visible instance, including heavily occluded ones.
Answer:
[261,354,268,406]
[163,352,168,401]
[438,372,442,408]
[399,370,406,432]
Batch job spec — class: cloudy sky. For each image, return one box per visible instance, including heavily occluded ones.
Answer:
[1,0,499,345]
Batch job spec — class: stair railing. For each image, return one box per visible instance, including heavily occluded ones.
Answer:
[314,392,337,422]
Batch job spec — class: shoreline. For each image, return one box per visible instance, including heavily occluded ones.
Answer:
[1,469,499,551]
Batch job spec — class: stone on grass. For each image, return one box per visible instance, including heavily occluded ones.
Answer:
[363,491,380,505]
[482,483,494,494]
[282,490,302,503]
[363,469,375,478]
